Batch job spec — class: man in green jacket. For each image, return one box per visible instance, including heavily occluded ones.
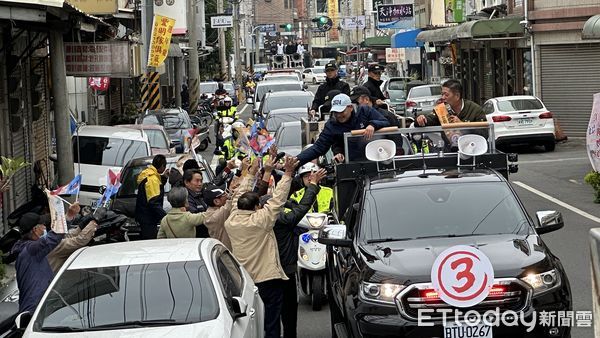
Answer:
[416,79,486,127]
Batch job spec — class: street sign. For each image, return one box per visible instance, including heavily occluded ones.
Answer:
[257,24,276,32]
[211,15,233,28]
[431,245,494,308]
[268,31,277,37]
[377,4,414,30]
[385,48,405,63]
[341,16,366,29]
[313,31,326,38]
[587,93,600,171]
[280,32,295,36]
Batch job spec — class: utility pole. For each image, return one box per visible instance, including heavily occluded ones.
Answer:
[141,0,154,70]
[188,0,200,114]
[233,1,242,86]
[307,0,312,57]
[49,31,74,185]
[217,0,227,80]
[198,0,206,48]
[345,0,351,54]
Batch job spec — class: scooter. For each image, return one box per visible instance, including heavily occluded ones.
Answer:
[297,212,328,311]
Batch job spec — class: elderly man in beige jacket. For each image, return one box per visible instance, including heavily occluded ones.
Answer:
[225,156,298,338]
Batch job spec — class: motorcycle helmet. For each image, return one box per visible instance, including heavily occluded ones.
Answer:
[223,96,233,106]
[231,121,245,130]
[298,162,319,176]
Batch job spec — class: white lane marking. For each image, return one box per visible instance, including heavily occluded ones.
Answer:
[518,157,588,164]
[513,181,600,224]
[569,179,582,185]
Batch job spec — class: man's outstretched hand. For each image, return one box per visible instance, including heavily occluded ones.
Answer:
[284,157,299,177]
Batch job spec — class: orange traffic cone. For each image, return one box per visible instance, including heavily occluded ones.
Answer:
[554,119,568,142]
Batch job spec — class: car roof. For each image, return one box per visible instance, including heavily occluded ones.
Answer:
[117,124,167,132]
[411,84,440,89]
[490,95,540,102]
[267,69,301,74]
[269,107,309,115]
[76,125,147,141]
[280,121,301,128]
[265,90,313,97]
[368,169,503,190]
[256,79,302,86]
[67,239,215,269]
[145,108,184,115]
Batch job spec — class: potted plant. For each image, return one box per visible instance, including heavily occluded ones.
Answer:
[584,170,600,203]
[0,156,30,192]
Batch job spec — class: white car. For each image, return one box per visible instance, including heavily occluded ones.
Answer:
[302,67,326,84]
[73,125,152,207]
[482,95,556,151]
[20,239,264,337]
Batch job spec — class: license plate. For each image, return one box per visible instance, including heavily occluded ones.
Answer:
[310,247,321,252]
[517,118,533,126]
[443,323,492,338]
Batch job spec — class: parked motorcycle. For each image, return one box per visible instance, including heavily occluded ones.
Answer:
[297,212,328,311]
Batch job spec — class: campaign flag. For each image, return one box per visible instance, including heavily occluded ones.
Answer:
[51,174,82,196]
[45,189,68,234]
[95,169,121,208]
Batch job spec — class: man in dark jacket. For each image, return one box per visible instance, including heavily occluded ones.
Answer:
[416,79,486,126]
[285,40,296,55]
[350,85,400,127]
[310,62,351,116]
[297,93,390,166]
[272,168,326,338]
[135,154,167,239]
[183,168,210,238]
[12,213,65,313]
[363,64,387,107]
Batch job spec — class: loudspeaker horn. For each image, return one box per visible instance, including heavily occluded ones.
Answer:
[292,53,302,62]
[365,139,396,163]
[457,134,488,160]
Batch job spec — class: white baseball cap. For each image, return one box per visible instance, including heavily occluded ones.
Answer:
[330,94,352,113]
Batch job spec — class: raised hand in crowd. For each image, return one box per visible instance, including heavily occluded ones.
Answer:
[309,168,328,185]
[66,202,81,221]
[284,157,300,177]
[248,157,260,176]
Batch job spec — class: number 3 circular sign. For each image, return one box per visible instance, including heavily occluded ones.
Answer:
[431,245,495,308]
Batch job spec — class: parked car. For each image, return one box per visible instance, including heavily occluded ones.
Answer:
[406,84,442,116]
[137,108,198,153]
[199,81,219,100]
[302,67,326,84]
[313,58,334,67]
[253,63,269,80]
[112,152,214,221]
[258,90,314,117]
[338,65,348,78]
[265,108,309,133]
[253,80,305,114]
[18,239,264,337]
[275,121,302,156]
[117,124,175,155]
[72,125,151,207]
[381,77,411,115]
[483,95,556,151]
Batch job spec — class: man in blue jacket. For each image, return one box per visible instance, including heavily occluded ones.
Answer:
[297,93,390,166]
[11,213,66,313]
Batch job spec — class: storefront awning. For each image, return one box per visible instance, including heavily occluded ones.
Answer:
[361,35,391,48]
[391,29,423,48]
[416,17,524,43]
[582,15,600,39]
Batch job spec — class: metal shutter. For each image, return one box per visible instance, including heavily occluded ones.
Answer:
[540,44,600,137]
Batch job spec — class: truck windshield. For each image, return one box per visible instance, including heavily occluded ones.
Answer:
[360,182,530,242]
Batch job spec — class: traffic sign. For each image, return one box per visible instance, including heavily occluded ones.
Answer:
[257,24,276,33]
[211,15,233,28]
[341,16,366,29]
[431,245,494,308]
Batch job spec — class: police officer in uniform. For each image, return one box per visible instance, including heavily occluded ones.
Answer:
[288,163,333,213]
[310,62,350,117]
[363,64,387,108]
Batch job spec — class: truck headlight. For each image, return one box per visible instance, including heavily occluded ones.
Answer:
[520,269,561,296]
[359,281,405,305]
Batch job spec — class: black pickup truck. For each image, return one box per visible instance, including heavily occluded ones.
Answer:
[319,127,572,338]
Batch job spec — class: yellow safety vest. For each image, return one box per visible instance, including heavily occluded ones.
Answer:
[289,186,334,213]
[218,106,237,118]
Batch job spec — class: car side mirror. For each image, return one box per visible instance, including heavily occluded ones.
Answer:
[303,84,308,90]
[231,296,248,320]
[170,142,177,149]
[15,311,31,330]
[99,185,107,195]
[319,224,351,247]
[535,210,564,234]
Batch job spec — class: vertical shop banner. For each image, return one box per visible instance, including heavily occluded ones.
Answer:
[587,93,600,171]
[88,77,110,91]
[328,0,339,40]
[377,4,414,30]
[148,14,176,68]
[445,0,476,23]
